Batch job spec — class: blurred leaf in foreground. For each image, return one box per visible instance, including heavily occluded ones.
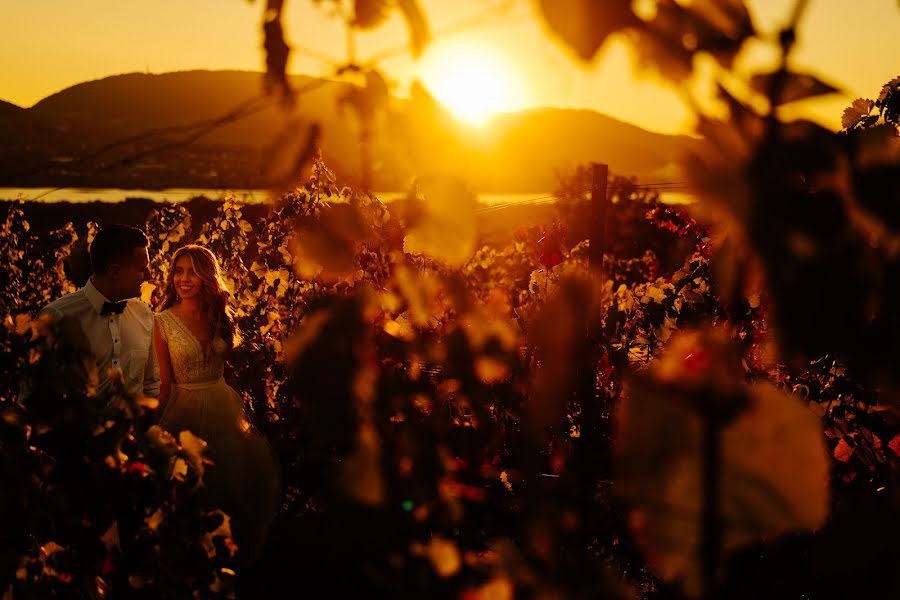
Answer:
[616,328,830,596]
[403,177,478,267]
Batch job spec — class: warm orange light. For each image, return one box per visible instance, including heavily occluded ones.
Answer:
[418,41,528,126]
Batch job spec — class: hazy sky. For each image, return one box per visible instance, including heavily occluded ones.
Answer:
[2,0,898,134]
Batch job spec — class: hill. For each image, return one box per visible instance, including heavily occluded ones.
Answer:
[0,70,693,191]
[0,99,24,115]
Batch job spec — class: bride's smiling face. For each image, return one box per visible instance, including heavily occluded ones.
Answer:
[173,255,202,301]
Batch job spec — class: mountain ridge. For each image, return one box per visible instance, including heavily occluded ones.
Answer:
[1,70,693,191]
[0,99,24,113]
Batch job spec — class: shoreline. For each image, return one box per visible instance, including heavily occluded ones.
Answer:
[0,188,557,206]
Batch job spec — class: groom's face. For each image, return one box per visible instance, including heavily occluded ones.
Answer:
[114,246,151,299]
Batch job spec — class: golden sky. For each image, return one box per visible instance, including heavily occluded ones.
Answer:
[2,0,898,134]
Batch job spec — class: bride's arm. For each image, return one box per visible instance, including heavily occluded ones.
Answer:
[154,320,173,418]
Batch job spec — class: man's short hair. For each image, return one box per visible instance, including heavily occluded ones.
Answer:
[89,224,149,275]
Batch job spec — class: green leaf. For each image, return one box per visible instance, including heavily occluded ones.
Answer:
[250,260,268,279]
[842,98,875,130]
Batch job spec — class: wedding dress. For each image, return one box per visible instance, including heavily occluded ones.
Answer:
[155,309,280,561]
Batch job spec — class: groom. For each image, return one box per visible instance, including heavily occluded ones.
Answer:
[40,224,160,399]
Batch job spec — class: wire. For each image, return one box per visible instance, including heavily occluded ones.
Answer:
[23,77,336,202]
[14,0,691,204]
[292,43,342,67]
[475,194,557,212]
[11,95,270,184]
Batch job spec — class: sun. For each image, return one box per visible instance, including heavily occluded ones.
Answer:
[418,41,528,126]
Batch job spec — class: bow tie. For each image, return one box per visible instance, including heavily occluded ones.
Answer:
[101,300,128,315]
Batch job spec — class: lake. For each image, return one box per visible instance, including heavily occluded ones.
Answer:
[0,188,692,206]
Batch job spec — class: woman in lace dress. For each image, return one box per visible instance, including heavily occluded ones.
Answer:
[154,244,280,562]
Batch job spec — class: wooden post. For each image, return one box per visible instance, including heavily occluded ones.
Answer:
[573,162,610,551]
[589,163,609,279]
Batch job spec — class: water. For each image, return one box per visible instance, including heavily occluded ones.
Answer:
[0,187,558,208]
[0,188,691,206]
[0,187,267,204]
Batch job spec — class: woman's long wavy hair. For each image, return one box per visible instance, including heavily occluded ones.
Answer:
[159,245,240,351]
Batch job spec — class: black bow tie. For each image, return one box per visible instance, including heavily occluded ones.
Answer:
[101,301,128,315]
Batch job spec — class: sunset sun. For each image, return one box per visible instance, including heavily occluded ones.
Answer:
[418,41,528,126]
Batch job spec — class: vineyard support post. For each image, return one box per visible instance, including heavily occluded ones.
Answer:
[583,162,608,436]
[589,163,609,286]
[573,162,610,543]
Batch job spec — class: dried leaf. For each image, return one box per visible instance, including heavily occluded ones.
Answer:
[338,69,390,122]
[474,356,510,385]
[403,177,478,267]
[262,0,292,99]
[200,510,236,559]
[101,521,121,551]
[833,437,855,462]
[352,0,390,29]
[338,424,385,505]
[146,425,179,456]
[171,457,189,481]
[397,0,430,58]
[178,430,215,483]
[500,470,513,493]
[383,316,415,341]
[536,0,638,61]
[464,576,514,600]
[750,71,840,106]
[290,206,367,279]
[627,26,694,82]
[888,434,900,457]
[262,120,321,191]
[250,260,268,279]
[282,309,333,365]
[683,0,754,65]
[422,536,461,578]
[145,509,164,532]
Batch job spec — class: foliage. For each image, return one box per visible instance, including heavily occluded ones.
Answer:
[3,0,900,593]
[0,314,237,598]
[535,0,900,594]
[0,203,77,317]
[4,143,897,597]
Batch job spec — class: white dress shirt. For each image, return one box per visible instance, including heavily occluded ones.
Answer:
[40,279,160,398]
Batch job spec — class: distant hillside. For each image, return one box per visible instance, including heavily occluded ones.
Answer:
[457,108,687,190]
[0,70,693,191]
[0,99,24,115]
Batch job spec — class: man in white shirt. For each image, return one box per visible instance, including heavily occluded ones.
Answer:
[40,224,160,399]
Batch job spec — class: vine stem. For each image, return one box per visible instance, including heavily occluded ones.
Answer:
[701,407,722,599]
[767,0,811,117]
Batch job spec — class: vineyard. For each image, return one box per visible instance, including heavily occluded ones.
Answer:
[2,147,899,598]
[3,0,900,597]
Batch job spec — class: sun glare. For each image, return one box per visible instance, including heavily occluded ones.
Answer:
[418,42,528,126]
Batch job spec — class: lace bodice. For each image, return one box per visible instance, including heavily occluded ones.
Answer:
[155,310,229,385]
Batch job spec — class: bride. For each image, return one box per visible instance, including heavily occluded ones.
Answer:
[154,244,280,562]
